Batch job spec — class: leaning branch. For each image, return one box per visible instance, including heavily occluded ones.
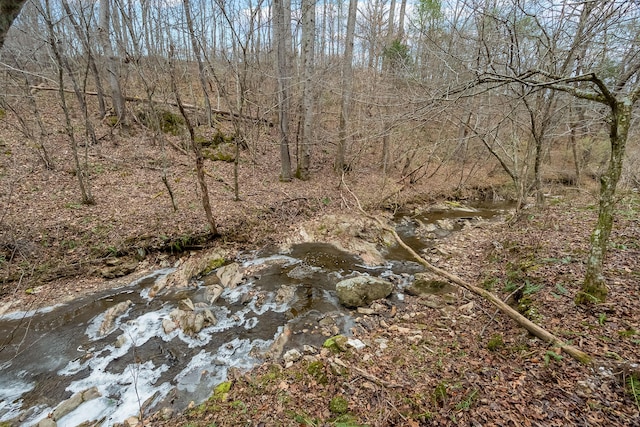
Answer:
[343,180,592,365]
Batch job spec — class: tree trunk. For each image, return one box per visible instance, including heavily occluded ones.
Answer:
[43,0,94,205]
[335,0,357,173]
[183,0,213,126]
[61,0,107,118]
[577,101,632,304]
[98,0,127,125]
[0,0,27,49]
[296,0,315,180]
[169,48,218,236]
[274,0,292,181]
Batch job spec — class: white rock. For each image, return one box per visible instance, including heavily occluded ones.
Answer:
[346,338,366,350]
[283,349,302,364]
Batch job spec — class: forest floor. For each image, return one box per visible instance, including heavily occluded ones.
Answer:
[1,110,639,426]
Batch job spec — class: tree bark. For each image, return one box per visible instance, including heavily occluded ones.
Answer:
[43,0,94,205]
[296,0,315,180]
[183,0,213,127]
[335,0,357,173]
[98,0,127,125]
[170,48,218,236]
[0,0,27,49]
[273,0,292,181]
[577,100,632,304]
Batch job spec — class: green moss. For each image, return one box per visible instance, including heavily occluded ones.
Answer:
[159,110,185,135]
[619,328,638,338]
[323,335,348,353]
[307,361,328,384]
[329,395,349,414]
[202,258,226,275]
[487,334,504,352]
[203,146,235,162]
[213,381,232,401]
[105,115,119,127]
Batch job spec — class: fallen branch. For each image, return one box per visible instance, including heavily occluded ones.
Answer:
[30,85,273,126]
[342,179,592,365]
[331,357,406,388]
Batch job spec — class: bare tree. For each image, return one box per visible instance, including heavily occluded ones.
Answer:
[335,0,358,173]
[296,0,316,180]
[42,0,94,204]
[471,0,640,303]
[273,0,293,181]
[98,0,127,124]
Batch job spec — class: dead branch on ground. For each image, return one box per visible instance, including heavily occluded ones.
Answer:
[342,178,592,365]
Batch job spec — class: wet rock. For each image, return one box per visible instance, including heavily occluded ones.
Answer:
[356,307,375,315]
[114,334,127,348]
[98,300,132,336]
[287,264,319,280]
[216,262,243,288]
[163,249,229,291]
[275,285,296,304]
[38,418,56,427]
[169,307,217,335]
[204,284,224,304]
[262,326,291,359]
[288,214,392,266]
[162,318,178,334]
[124,416,140,427]
[179,298,195,311]
[335,276,393,307]
[0,301,16,317]
[52,387,101,421]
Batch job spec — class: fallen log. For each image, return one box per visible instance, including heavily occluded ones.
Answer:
[29,85,273,126]
[343,179,592,365]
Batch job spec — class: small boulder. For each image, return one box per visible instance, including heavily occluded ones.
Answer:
[216,263,243,288]
[98,300,132,336]
[204,284,224,304]
[162,318,178,334]
[283,348,302,365]
[52,387,101,421]
[335,276,393,308]
[178,298,195,311]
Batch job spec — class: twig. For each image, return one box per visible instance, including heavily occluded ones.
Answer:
[480,284,525,336]
[331,357,406,389]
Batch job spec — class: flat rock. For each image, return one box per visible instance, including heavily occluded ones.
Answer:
[335,276,393,307]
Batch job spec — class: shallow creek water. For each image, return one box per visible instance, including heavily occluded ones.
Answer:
[0,204,510,426]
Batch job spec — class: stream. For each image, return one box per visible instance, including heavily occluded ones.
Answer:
[0,203,510,426]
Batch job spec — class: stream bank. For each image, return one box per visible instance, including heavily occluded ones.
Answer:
[1,203,514,426]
